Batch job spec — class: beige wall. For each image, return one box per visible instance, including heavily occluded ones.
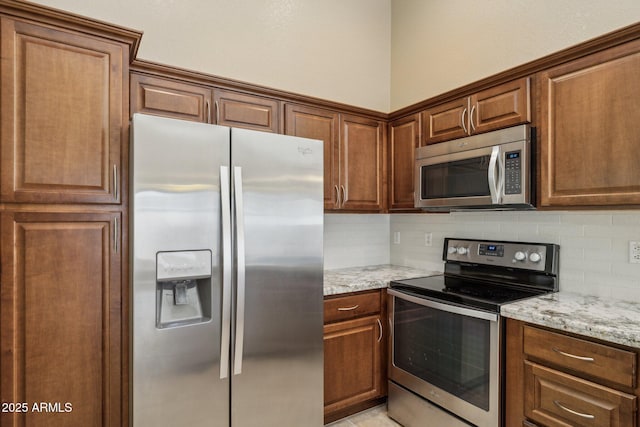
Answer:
[391,0,640,111]
[32,0,391,112]
[30,1,640,112]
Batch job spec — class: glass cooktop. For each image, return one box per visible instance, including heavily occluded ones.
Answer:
[390,274,547,313]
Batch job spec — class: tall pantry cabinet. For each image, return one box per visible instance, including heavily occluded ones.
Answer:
[0,1,141,426]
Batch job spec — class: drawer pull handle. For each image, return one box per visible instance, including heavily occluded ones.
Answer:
[377,318,383,343]
[337,305,359,311]
[553,400,595,419]
[552,347,595,362]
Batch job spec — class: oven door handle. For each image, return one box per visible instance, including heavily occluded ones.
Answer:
[387,289,499,322]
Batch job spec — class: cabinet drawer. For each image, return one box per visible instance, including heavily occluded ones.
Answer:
[324,291,381,323]
[524,326,636,388]
[524,361,636,427]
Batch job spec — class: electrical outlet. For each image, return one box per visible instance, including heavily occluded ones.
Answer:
[630,241,640,264]
[393,231,401,245]
[424,232,433,247]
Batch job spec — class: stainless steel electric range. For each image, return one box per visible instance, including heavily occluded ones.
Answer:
[387,238,559,427]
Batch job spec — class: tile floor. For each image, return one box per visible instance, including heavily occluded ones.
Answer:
[326,405,401,427]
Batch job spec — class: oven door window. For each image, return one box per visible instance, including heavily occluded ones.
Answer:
[393,297,491,411]
[421,156,490,200]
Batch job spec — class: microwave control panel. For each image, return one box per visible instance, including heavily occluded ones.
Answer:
[504,150,522,195]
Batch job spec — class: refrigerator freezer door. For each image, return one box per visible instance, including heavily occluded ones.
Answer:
[230,128,324,426]
[132,114,231,427]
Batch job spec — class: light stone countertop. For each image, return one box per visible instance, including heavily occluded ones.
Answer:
[501,291,640,349]
[324,264,439,296]
[325,266,640,349]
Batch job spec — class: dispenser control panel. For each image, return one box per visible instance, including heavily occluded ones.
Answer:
[156,250,212,281]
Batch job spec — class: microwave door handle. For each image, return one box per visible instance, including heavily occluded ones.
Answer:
[488,146,501,204]
[497,148,506,202]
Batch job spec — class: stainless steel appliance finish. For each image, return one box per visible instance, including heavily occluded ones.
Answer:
[388,382,473,427]
[388,238,559,427]
[415,124,534,210]
[131,113,324,427]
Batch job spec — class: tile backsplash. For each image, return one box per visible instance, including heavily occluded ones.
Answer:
[390,211,640,300]
[324,214,390,269]
[324,211,640,301]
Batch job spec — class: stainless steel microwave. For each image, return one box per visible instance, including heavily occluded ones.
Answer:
[415,124,534,210]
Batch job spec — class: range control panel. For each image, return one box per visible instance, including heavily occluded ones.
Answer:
[444,238,557,272]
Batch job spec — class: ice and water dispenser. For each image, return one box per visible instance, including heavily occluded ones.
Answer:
[156,250,212,329]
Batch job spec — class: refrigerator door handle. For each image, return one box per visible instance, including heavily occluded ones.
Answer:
[233,166,246,376]
[220,166,232,379]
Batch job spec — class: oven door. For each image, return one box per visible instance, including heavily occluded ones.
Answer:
[387,289,500,427]
[415,139,529,209]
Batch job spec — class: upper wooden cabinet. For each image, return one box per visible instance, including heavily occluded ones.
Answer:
[284,104,386,212]
[0,17,128,204]
[284,104,340,210]
[422,78,531,145]
[213,89,280,133]
[131,73,280,132]
[340,114,386,211]
[538,39,640,208]
[388,114,421,211]
[131,73,212,122]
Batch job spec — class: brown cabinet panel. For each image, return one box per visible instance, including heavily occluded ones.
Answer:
[422,98,469,145]
[324,290,382,324]
[507,320,640,427]
[524,361,636,427]
[538,40,640,207]
[0,211,123,427]
[130,73,212,122]
[324,315,383,415]
[286,107,385,212]
[340,114,386,211]
[389,114,420,211]
[214,89,279,132]
[284,104,340,210]
[0,17,124,204]
[422,78,530,145]
[524,325,636,389]
[471,78,530,134]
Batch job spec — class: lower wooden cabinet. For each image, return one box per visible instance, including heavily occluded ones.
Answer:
[524,361,635,427]
[323,290,386,423]
[0,211,124,427]
[506,319,639,427]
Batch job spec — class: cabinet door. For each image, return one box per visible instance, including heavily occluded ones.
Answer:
[539,40,640,207]
[422,97,469,144]
[389,114,420,211]
[340,114,386,211]
[324,315,383,417]
[470,78,530,134]
[524,361,636,427]
[284,104,340,210]
[0,18,125,204]
[0,211,123,427]
[214,89,279,132]
[131,73,213,122]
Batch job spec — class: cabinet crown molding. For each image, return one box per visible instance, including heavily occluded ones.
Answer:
[0,0,142,59]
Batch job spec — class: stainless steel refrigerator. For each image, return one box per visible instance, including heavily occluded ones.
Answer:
[131,113,324,427]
